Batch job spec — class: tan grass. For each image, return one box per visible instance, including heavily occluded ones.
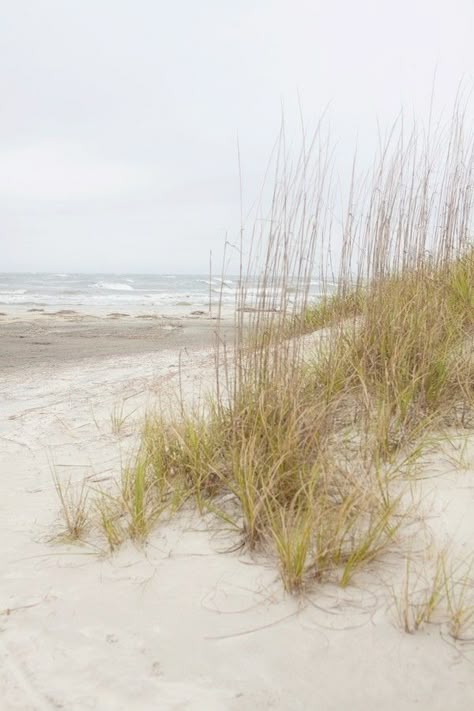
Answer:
[54,106,474,598]
[52,470,89,542]
[392,550,474,640]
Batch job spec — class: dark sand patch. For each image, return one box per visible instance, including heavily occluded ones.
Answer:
[0,314,234,371]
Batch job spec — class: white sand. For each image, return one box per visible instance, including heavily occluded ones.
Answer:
[1,343,473,710]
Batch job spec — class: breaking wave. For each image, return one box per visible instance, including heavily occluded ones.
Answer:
[94,281,135,291]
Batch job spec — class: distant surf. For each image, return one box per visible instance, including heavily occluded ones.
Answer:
[0,273,326,315]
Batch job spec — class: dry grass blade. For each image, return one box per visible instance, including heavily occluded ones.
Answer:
[392,551,474,640]
[52,470,90,542]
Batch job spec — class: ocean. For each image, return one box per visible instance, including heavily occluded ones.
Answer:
[0,273,326,316]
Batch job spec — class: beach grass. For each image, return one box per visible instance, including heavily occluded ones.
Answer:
[392,550,474,639]
[54,107,473,595]
[52,470,90,542]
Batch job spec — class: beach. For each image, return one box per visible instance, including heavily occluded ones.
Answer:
[2,0,473,706]
[1,308,473,710]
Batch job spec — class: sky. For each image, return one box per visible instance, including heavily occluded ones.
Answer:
[0,0,472,273]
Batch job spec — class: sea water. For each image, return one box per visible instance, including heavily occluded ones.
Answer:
[0,273,326,316]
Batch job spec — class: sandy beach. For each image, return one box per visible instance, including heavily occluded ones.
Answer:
[0,310,473,710]
[2,0,473,706]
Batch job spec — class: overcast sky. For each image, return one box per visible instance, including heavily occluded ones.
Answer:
[1,0,472,273]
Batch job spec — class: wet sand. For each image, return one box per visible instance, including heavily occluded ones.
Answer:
[0,308,234,371]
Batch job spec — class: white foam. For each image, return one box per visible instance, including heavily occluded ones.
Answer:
[94,281,135,291]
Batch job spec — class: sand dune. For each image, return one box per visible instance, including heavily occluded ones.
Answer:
[0,318,473,710]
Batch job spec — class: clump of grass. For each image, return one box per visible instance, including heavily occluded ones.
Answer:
[110,403,127,436]
[110,401,137,436]
[118,451,170,541]
[268,503,313,593]
[446,567,474,641]
[135,359,408,591]
[95,494,126,551]
[54,106,474,597]
[393,550,474,640]
[394,552,447,633]
[93,431,192,549]
[312,257,474,455]
[52,471,89,542]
